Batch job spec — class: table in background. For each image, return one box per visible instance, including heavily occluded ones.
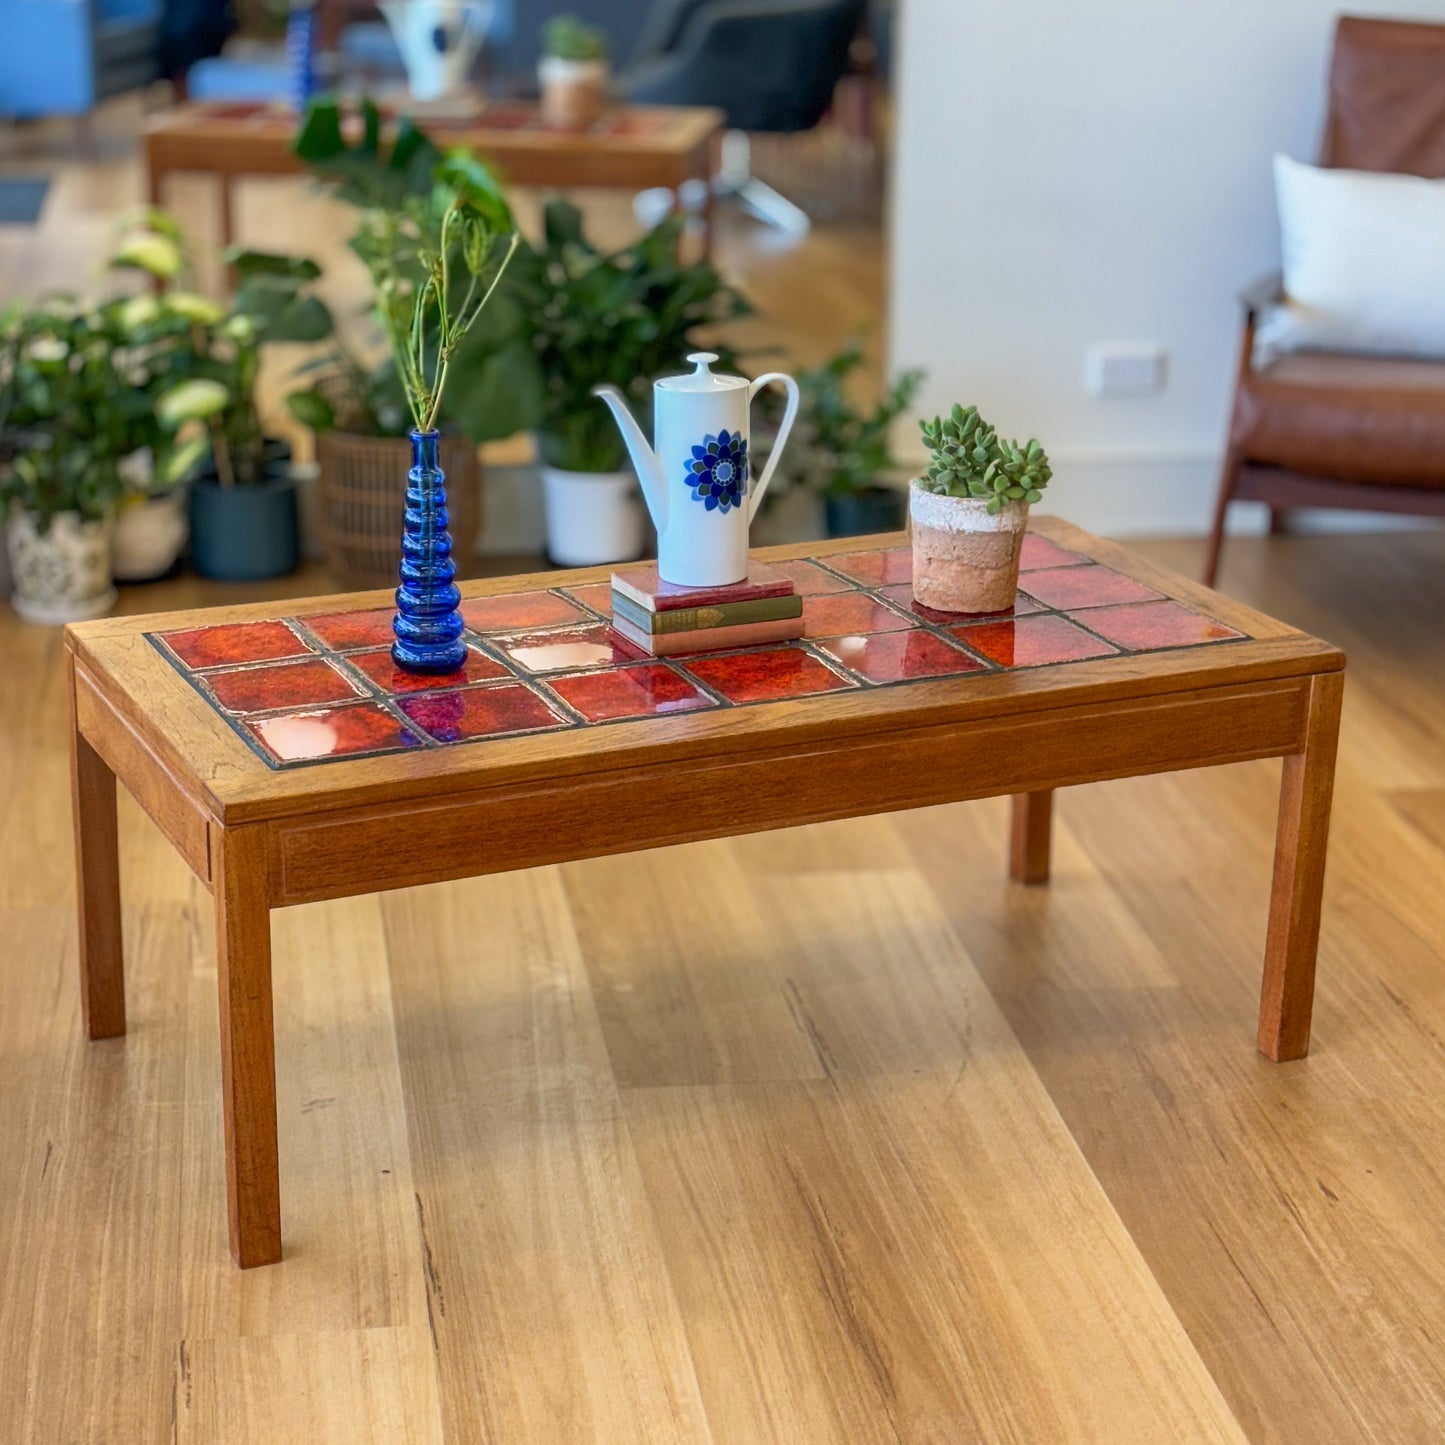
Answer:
[65,520,1344,1269]
[143,100,725,254]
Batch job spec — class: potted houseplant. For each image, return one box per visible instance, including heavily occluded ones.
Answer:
[911,404,1051,613]
[111,212,335,582]
[0,300,128,622]
[538,15,610,131]
[794,340,924,537]
[463,197,749,565]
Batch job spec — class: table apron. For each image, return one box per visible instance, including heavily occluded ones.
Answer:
[265,674,1314,907]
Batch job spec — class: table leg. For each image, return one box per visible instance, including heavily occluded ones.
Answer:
[219,177,236,250]
[1258,671,1343,1061]
[699,162,716,261]
[69,664,125,1040]
[214,824,281,1267]
[1009,790,1053,885]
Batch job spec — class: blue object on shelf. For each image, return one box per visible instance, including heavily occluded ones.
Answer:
[392,429,466,673]
[287,3,318,111]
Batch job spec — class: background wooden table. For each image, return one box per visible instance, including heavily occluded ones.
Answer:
[144,100,726,254]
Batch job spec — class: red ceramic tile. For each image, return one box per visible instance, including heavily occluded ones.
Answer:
[825,547,913,586]
[494,622,636,673]
[1018,533,1089,571]
[680,646,855,704]
[950,613,1119,668]
[346,643,509,693]
[1019,564,1163,611]
[818,630,988,684]
[304,607,396,652]
[561,582,615,615]
[769,558,855,596]
[876,582,1046,622]
[160,619,309,670]
[1076,600,1245,651]
[802,591,915,638]
[398,682,568,742]
[204,657,362,714]
[460,590,588,632]
[246,701,419,764]
[547,662,716,722]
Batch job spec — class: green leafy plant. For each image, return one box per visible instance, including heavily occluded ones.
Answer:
[793,340,924,498]
[542,14,608,60]
[918,404,1050,514]
[469,198,750,472]
[111,209,334,486]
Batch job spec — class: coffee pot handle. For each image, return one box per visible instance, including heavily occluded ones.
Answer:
[746,372,801,524]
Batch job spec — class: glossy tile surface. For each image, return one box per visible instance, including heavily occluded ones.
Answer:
[768,558,855,595]
[460,590,589,633]
[494,622,637,673]
[877,582,1046,622]
[826,547,913,586]
[803,591,915,638]
[160,620,310,670]
[1079,601,1245,651]
[818,630,988,684]
[1018,533,1090,571]
[204,657,361,714]
[1019,564,1163,611]
[951,614,1119,667]
[304,608,397,652]
[560,582,615,615]
[398,682,568,742]
[347,644,509,693]
[680,646,856,705]
[247,701,419,763]
[548,663,717,721]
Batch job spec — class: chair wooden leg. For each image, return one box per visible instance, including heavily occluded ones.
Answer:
[69,662,125,1040]
[1009,790,1053,885]
[1203,449,1241,588]
[214,824,282,1268]
[1268,507,1289,536]
[1258,671,1343,1061]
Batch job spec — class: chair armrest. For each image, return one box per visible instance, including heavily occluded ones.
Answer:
[1239,272,1284,319]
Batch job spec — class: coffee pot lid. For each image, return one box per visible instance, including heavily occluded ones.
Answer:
[656,352,747,393]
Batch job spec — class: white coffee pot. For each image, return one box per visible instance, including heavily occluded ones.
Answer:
[380,0,492,102]
[593,353,800,587]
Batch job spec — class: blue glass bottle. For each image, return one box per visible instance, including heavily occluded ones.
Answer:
[392,429,466,673]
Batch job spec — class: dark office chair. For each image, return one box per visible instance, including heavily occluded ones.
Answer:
[618,0,866,231]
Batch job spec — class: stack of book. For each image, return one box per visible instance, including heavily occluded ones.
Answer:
[609,561,803,657]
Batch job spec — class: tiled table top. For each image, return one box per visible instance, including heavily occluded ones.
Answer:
[147,535,1249,769]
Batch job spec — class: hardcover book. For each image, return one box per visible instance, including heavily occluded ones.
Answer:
[610,560,795,613]
[609,614,805,657]
[611,591,803,636]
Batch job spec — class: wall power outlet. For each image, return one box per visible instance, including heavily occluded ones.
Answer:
[1085,344,1168,397]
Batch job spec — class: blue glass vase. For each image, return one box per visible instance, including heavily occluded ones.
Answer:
[392,429,466,673]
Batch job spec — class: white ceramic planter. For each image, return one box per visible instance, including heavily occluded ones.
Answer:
[112,490,188,582]
[538,56,610,129]
[540,465,645,566]
[909,481,1028,613]
[6,508,116,624]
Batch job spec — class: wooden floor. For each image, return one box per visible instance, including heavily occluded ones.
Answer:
[6,100,1445,1445]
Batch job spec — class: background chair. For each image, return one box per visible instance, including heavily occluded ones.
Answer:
[0,0,160,144]
[1205,15,1445,586]
[618,0,867,232]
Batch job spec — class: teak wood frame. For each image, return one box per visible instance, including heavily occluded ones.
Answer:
[65,524,1345,1269]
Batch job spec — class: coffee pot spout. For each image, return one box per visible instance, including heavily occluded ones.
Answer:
[592,385,668,534]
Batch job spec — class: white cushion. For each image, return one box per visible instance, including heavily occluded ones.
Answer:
[1255,155,1445,363]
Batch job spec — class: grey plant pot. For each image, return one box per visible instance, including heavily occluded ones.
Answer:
[189,469,300,582]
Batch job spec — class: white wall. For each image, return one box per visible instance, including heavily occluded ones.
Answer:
[887,0,1445,536]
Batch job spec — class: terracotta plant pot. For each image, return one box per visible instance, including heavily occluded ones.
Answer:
[538,57,609,130]
[909,479,1028,613]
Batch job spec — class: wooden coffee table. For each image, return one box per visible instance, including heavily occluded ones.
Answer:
[65,521,1344,1268]
[144,100,726,255]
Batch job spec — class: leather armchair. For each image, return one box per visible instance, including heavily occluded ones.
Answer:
[1205,16,1445,586]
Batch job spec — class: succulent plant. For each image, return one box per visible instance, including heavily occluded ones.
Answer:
[543,14,608,61]
[918,403,1050,514]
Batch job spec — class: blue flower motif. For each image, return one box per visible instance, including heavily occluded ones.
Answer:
[686,429,749,513]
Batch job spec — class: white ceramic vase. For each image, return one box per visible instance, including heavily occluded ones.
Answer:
[381,0,492,101]
[6,508,116,624]
[540,465,646,567]
[112,491,188,582]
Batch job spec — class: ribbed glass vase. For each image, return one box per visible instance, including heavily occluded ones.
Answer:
[391,429,466,673]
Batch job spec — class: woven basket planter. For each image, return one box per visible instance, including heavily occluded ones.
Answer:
[315,429,480,591]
